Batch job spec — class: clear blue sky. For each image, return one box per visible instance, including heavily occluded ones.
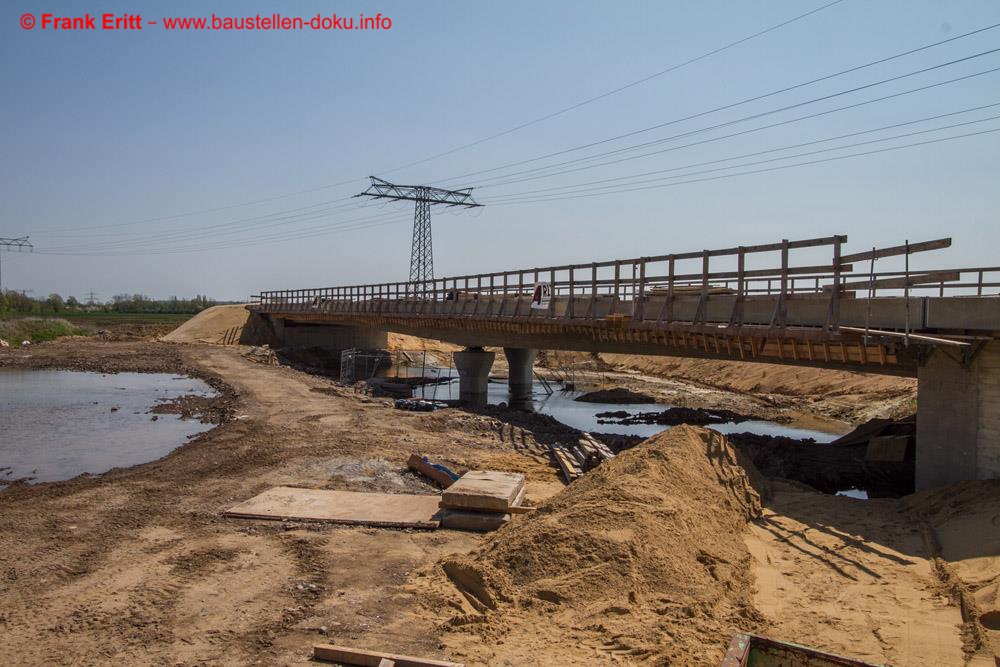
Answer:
[2,0,998,301]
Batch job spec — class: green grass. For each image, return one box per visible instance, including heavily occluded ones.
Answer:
[65,312,193,326]
[0,317,86,343]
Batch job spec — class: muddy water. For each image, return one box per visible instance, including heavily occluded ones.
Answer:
[404,370,837,443]
[0,370,217,484]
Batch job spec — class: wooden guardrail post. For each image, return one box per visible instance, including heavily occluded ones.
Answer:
[635,260,646,321]
[547,268,557,317]
[826,237,842,331]
[612,261,621,315]
[565,266,575,319]
[729,247,746,328]
[769,239,789,329]
[693,249,709,324]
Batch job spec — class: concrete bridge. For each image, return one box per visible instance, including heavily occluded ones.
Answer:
[247,234,1000,490]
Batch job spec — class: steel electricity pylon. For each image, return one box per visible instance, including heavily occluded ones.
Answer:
[0,236,32,293]
[355,177,482,286]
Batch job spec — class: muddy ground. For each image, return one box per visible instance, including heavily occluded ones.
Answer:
[0,337,994,665]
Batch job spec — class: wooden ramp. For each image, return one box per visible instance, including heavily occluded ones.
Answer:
[224,487,442,529]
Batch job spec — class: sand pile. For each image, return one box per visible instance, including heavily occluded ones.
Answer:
[162,304,250,344]
[905,480,1000,660]
[423,426,766,665]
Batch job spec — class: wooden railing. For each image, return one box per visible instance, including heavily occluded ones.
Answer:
[252,235,996,330]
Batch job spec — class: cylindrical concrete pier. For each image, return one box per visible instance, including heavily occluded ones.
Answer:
[503,347,538,410]
[453,347,496,408]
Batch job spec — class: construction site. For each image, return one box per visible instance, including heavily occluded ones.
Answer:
[0,283,997,665]
[4,2,1000,665]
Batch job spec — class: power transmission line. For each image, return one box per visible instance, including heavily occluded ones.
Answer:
[487,126,1000,206]
[474,67,1000,190]
[0,237,33,293]
[483,105,1000,200]
[28,22,1000,258]
[46,51,1000,254]
[432,23,1000,186]
[34,210,414,257]
[33,1,844,237]
[378,0,847,175]
[354,178,482,284]
[40,199,391,252]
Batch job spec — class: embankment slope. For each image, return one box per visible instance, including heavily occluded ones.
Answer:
[161,304,250,344]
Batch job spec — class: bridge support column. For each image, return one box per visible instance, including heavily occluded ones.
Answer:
[916,340,1000,490]
[503,347,538,410]
[453,347,495,408]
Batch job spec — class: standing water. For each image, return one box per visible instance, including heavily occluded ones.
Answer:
[403,369,838,443]
[0,369,217,484]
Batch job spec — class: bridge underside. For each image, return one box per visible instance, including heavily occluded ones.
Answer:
[249,293,1000,490]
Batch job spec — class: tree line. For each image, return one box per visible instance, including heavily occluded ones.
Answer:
[0,291,227,317]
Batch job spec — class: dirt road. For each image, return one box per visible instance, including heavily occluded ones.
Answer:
[0,339,986,665]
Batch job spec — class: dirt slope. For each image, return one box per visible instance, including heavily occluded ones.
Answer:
[411,426,766,666]
[602,354,915,398]
[161,304,249,344]
[540,350,916,425]
[905,481,1000,662]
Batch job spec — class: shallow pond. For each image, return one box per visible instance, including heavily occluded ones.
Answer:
[0,370,217,484]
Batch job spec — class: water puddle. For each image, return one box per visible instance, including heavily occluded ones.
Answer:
[836,488,870,500]
[0,369,217,484]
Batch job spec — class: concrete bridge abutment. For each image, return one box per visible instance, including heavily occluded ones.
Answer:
[242,314,388,370]
[916,340,1000,490]
[503,347,538,410]
[453,347,495,408]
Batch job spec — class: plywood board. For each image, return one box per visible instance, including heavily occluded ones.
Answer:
[440,471,525,512]
[225,487,441,529]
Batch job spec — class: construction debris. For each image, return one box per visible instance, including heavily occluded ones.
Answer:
[439,470,527,532]
[394,398,447,412]
[313,643,463,667]
[242,344,278,365]
[406,453,460,488]
[549,432,616,483]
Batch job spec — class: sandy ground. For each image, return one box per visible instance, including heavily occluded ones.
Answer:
[747,482,967,665]
[0,337,993,665]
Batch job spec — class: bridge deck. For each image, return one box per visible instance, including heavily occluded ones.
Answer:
[250,235,1000,375]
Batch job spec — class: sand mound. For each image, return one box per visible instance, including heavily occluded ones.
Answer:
[426,426,765,665]
[905,480,1000,659]
[162,304,249,344]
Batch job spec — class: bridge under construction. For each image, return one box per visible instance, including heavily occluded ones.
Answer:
[247,234,1000,491]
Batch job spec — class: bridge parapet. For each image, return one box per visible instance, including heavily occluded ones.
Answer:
[251,235,1000,373]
